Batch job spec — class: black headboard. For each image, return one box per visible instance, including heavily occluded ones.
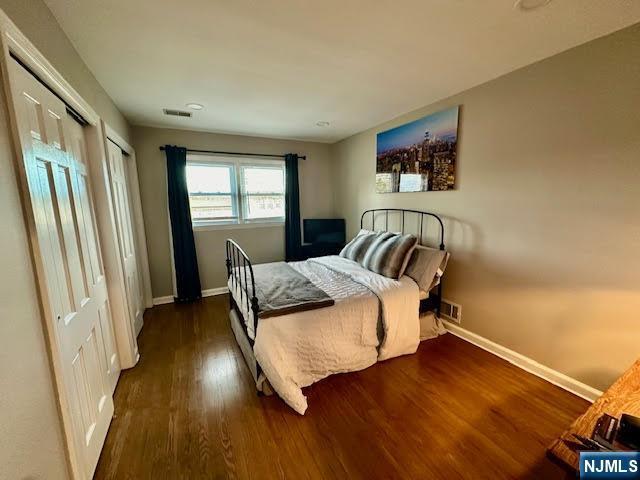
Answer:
[360,209,445,250]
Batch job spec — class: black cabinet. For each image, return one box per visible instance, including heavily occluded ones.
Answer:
[299,243,344,260]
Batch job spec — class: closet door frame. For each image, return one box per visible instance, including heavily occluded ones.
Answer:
[0,9,140,478]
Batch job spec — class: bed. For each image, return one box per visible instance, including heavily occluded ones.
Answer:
[225,209,448,414]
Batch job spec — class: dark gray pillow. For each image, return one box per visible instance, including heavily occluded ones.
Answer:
[340,231,417,279]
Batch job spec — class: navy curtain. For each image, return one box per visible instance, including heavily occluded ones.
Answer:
[284,153,301,261]
[165,145,202,302]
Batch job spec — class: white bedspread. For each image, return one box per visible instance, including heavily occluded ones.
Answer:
[311,256,421,361]
[247,256,420,414]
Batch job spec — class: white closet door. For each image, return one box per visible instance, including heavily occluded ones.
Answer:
[106,140,143,336]
[9,60,116,479]
[67,120,121,393]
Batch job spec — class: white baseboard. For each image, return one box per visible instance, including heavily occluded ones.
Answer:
[152,287,229,306]
[202,287,229,297]
[442,320,602,403]
[152,295,174,306]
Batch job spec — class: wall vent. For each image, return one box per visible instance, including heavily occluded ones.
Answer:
[441,299,462,324]
[163,108,192,118]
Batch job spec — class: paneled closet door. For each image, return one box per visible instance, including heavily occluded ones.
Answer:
[67,119,121,393]
[106,140,143,335]
[9,59,116,479]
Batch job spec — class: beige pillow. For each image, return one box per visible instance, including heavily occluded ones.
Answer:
[404,245,450,291]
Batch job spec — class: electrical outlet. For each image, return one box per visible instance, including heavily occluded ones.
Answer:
[441,299,462,324]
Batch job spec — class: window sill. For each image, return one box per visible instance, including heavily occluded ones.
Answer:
[192,220,285,232]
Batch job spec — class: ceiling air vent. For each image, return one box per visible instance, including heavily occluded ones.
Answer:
[163,108,192,118]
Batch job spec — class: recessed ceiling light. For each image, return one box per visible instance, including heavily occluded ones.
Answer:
[316,121,330,127]
[514,0,551,11]
[186,103,204,110]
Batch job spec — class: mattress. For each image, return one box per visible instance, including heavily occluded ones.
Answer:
[230,271,429,332]
[228,258,372,340]
[230,274,438,338]
[230,284,443,342]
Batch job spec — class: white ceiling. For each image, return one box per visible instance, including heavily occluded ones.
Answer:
[44,0,640,143]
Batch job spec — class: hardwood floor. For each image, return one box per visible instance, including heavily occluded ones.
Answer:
[94,295,586,479]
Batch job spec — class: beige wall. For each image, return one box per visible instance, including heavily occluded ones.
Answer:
[0,2,131,478]
[331,24,640,392]
[132,126,335,297]
[0,0,130,142]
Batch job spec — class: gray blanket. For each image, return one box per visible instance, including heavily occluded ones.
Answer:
[252,262,334,318]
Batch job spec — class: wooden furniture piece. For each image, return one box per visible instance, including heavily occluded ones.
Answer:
[548,359,640,471]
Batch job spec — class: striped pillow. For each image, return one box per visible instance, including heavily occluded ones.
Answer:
[340,231,418,279]
[339,231,384,264]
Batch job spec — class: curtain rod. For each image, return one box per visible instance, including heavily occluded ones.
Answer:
[159,146,306,160]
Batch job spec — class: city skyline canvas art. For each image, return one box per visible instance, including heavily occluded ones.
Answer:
[376,106,459,193]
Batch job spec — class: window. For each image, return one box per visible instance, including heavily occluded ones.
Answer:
[186,155,285,227]
[239,165,285,220]
[186,163,236,221]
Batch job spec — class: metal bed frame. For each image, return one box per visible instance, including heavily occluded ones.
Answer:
[226,208,446,386]
[225,239,262,380]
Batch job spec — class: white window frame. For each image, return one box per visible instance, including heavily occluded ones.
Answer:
[186,154,286,230]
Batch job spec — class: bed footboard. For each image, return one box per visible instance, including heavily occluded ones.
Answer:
[226,239,262,386]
